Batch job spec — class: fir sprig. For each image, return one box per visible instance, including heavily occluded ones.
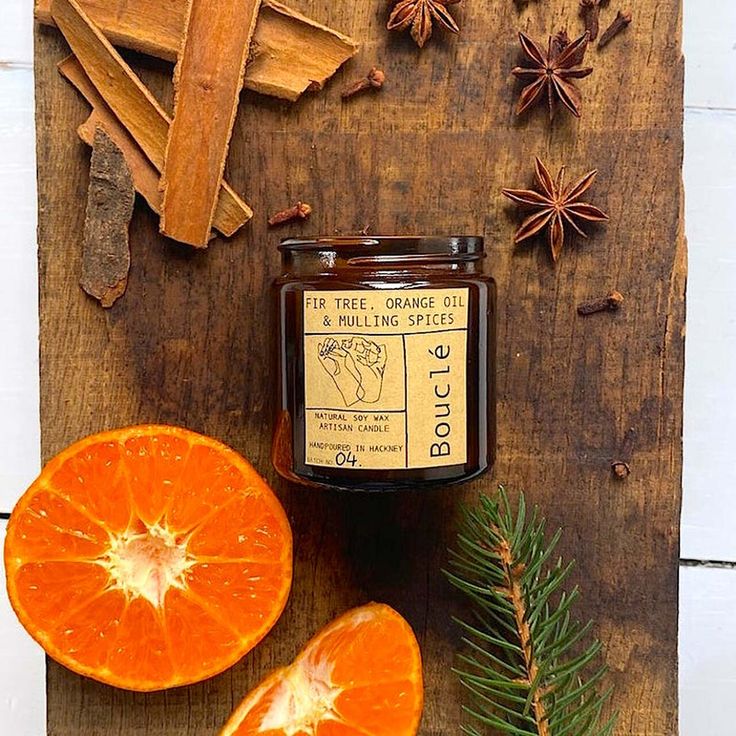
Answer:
[445,488,618,736]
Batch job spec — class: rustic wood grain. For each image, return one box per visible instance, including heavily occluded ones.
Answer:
[35,0,684,733]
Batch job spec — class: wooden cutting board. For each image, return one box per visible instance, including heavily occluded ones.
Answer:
[35,0,684,733]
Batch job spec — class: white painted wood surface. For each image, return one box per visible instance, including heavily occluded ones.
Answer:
[681,0,736,564]
[681,108,736,563]
[0,2,734,734]
[0,0,37,516]
[683,0,736,111]
[0,520,45,736]
[0,5,44,734]
[0,66,40,513]
[2,0,33,65]
[679,566,736,736]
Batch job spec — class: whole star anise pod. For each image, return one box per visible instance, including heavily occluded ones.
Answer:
[512,31,593,119]
[387,0,461,48]
[502,158,609,262]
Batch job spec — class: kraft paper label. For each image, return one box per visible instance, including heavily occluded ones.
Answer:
[303,289,468,470]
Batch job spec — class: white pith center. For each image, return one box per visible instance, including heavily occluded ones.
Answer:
[99,524,194,608]
[258,660,343,735]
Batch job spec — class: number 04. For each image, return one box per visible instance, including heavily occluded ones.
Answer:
[335,451,358,467]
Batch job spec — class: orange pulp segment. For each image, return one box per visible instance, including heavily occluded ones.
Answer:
[220,602,423,736]
[4,425,292,691]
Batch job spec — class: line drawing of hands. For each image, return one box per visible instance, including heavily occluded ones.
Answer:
[318,338,363,406]
[341,336,387,404]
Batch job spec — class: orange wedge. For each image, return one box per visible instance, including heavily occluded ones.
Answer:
[220,602,424,736]
[4,425,292,691]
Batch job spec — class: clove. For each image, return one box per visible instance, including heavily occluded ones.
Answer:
[551,29,571,57]
[341,67,386,99]
[579,0,608,41]
[611,427,636,479]
[577,290,624,315]
[268,201,313,227]
[598,10,632,48]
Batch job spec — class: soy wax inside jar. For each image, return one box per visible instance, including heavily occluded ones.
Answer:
[272,236,495,491]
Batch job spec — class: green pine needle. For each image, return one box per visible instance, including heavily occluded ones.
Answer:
[445,487,618,736]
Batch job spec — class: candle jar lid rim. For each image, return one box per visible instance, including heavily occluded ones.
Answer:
[279,235,484,257]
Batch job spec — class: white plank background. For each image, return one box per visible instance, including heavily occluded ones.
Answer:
[0,5,44,734]
[0,1,734,734]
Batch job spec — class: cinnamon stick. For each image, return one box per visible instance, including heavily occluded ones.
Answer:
[78,112,213,243]
[60,57,162,214]
[35,0,359,102]
[80,127,134,308]
[50,0,252,240]
[161,0,262,246]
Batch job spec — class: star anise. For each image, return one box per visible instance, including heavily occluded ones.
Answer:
[387,0,461,48]
[502,158,609,262]
[512,31,593,119]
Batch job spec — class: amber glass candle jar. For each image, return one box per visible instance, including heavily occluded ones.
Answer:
[272,236,495,491]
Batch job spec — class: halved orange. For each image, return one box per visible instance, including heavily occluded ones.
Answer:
[4,425,292,691]
[220,603,424,736]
